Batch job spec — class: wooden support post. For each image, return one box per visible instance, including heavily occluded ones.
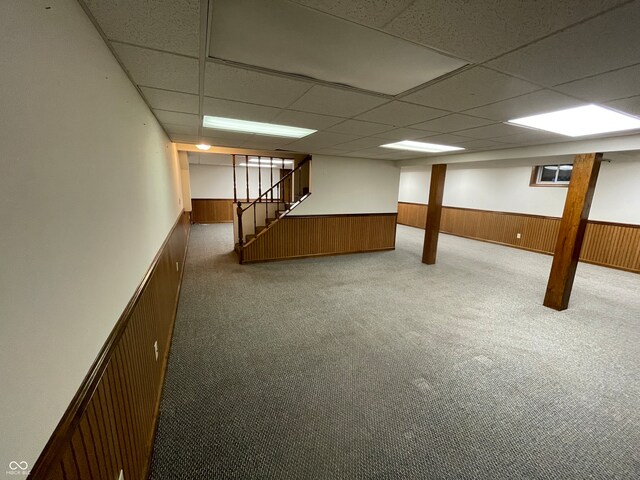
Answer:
[543,153,602,311]
[422,163,447,265]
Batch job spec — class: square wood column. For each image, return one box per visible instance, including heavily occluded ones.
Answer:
[422,163,447,264]
[543,153,602,311]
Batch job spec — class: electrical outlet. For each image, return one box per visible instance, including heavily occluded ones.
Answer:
[176,261,179,271]
[118,469,124,480]
[154,341,159,361]
[516,233,521,239]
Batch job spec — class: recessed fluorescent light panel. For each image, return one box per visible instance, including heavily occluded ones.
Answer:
[381,140,465,153]
[508,105,640,137]
[203,115,316,138]
[248,157,294,166]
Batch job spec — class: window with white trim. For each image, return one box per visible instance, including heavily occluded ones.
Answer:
[530,164,573,186]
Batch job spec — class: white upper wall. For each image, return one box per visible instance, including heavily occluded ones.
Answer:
[0,0,182,469]
[290,155,400,215]
[189,163,278,199]
[398,160,640,224]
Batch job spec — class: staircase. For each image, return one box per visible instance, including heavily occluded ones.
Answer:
[233,155,311,262]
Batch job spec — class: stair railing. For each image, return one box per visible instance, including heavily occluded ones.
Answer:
[236,156,311,249]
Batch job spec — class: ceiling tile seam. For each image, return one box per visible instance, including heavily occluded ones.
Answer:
[74,0,172,141]
[207,57,394,100]
[380,0,420,29]
[473,0,636,67]
[552,60,640,87]
[139,85,199,97]
[283,0,469,63]
[197,0,210,139]
[108,39,199,60]
[479,63,640,106]
[393,64,476,100]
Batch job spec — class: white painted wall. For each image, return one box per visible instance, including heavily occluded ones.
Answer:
[290,155,400,215]
[0,0,182,470]
[189,163,279,199]
[179,152,193,212]
[398,160,640,224]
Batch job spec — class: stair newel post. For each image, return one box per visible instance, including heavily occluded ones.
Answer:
[245,156,249,203]
[232,154,237,204]
[237,202,244,247]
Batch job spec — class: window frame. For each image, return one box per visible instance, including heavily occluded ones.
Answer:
[529,164,573,187]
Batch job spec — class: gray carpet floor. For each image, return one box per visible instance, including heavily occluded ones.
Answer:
[149,224,640,479]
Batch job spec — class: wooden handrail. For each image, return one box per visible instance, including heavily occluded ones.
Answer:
[240,157,310,213]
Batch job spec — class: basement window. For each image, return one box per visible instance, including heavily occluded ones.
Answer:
[530,164,573,187]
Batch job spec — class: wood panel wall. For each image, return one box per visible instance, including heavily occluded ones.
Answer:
[29,212,191,480]
[398,202,640,273]
[242,213,397,263]
[191,198,234,223]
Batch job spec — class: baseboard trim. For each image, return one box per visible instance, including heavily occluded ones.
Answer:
[29,211,191,479]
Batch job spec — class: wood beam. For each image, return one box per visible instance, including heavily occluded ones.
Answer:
[422,163,447,264]
[543,153,602,311]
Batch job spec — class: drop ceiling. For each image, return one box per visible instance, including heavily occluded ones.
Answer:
[81,0,640,161]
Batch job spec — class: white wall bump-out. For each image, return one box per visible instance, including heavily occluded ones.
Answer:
[290,155,400,215]
[0,0,182,469]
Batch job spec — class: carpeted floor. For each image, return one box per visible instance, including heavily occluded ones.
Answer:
[148,224,640,479]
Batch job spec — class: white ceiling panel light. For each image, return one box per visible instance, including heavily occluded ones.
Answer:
[202,115,316,138]
[507,105,640,137]
[381,140,465,153]
[248,157,294,165]
[208,0,467,96]
[196,144,211,150]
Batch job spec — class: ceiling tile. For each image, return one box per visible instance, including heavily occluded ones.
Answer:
[491,130,567,145]
[341,150,389,159]
[113,43,199,93]
[154,110,200,127]
[309,147,354,155]
[84,0,200,56]
[411,113,495,133]
[554,63,640,103]
[384,0,629,63]
[332,137,391,150]
[355,101,447,126]
[375,128,438,140]
[169,134,247,147]
[271,109,344,130]
[240,136,293,150]
[285,131,361,150]
[204,62,312,108]
[605,95,640,117]
[462,90,585,121]
[418,133,475,145]
[326,120,393,136]
[289,0,414,28]
[202,97,281,122]
[288,85,388,117]
[210,0,466,95]
[486,2,640,86]
[162,123,199,136]
[401,67,539,111]
[452,139,508,150]
[140,87,199,114]
[455,123,526,139]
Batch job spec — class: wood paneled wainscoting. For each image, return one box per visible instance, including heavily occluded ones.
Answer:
[29,212,191,480]
[397,202,640,273]
[242,213,397,263]
[191,198,234,223]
